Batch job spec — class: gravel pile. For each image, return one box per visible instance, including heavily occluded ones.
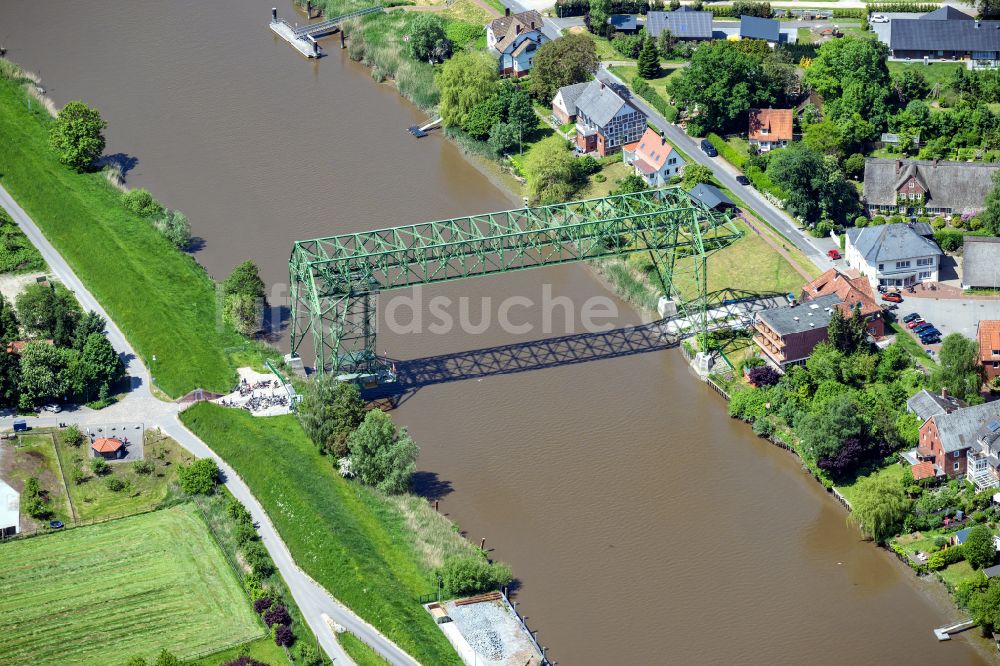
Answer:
[448,601,511,663]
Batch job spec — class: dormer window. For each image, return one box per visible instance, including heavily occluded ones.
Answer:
[761,127,769,135]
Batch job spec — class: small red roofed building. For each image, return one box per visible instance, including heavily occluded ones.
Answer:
[979,320,1000,382]
[748,108,793,153]
[92,437,125,460]
[6,340,53,355]
[622,127,687,187]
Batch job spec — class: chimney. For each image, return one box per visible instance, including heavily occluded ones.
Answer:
[505,6,510,16]
[530,20,536,29]
[516,23,522,34]
[660,131,666,144]
[976,20,981,28]
[941,387,949,399]
[895,159,901,175]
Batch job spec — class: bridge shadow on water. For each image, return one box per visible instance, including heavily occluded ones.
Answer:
[365,319,681,409]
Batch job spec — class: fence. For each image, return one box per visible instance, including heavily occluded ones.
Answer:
[705,375,731,400]
[499,587,550,666]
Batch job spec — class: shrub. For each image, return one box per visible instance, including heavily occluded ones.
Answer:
[227,499,254,526]
[70,465,86,485]
[927,544,964,571]
[295,644,322,666]
[155,209,191,250]
[274,624,295,647]
[132,460,155,475]
[752,417,774,438]
[243,541,276,578]
[263,603,292,627]
[177,457,220,495]
[22,476,51,519]
[236,523,259,548]
[64,424,84,447]
[439,554,514,597]
[105,476,127,492]
[707,134,747,169]
[747,366,780,387]
[253,597,274,614]
[120,189,164,217]
[222,658,269,666]
[90,457,108,476]
[933,536,948,550]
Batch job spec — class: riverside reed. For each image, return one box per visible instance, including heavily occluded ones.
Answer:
[181,402,479,666]
[0,72,246,396]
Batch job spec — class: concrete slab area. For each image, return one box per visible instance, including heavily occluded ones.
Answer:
[895,296,1000,340]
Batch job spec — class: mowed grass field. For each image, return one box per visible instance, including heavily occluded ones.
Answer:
[0,77,239,396]
[0,504,263,665]
[180,403,465,666]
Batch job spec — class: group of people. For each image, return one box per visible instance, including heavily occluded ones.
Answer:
[217,376,289,415]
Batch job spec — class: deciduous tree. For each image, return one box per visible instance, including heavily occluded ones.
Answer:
[932,333,985,403]
[49,101,107,172]
[177,458,220,495]
[965,524,997,570]
[528,34,598,102]
[524,135,576,204]
[15,282,82,346]
[850,471,910,543]
[348,409,419,494]
[298,374,365,458]
[409,14,451,64]
[437,52,499,129]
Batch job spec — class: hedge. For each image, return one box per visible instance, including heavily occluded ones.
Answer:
[707,134,747,169]
[630,75,678,123]
[866,3,939,12]
[745,165,788,202]
[554,0,665,17]
[832,8,868,18]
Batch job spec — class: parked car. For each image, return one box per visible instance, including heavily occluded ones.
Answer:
[913,323,934,333]
[882,292,903,303]
[870,13,888,22]
[735,175,750,185]
[700,139,718,157]
[920,334,941,345]
[827,249,841,260]
[903,312,922,323]
[42,403,61,413]
[907,318,926,329]
[919,326,941,337]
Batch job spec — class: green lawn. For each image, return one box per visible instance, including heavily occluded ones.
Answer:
[0,76,243,396]
[189,636,291,666]
[180,403,469,666]
[939,560,980,590]
[889,321,936,369]
[579,161,632,199]
[566,29,626,62]
[887,61,964,89]
[0,207,45,274]
[52,428,193,521]
[339,632,391,666]
[2,433,73,527]
[608,65,683,102]
[835,462,907,507]
[0,504,263,665]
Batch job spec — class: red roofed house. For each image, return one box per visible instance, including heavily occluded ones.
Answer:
[801,268,885,338]
[979,320,1000,382]
[748,108,793,153]
[92,437,125,460]
[622,127,687,187]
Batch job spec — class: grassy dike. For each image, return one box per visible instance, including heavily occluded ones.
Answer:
[180,402,471,666]
[0,75,240,396]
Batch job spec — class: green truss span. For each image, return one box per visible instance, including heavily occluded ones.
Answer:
[289,188,742,376]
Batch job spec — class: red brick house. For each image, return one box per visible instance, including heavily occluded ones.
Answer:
[801,268,885,339]
[906,401,1000,483]
[979,320,1000,382]
[569,80,646,156]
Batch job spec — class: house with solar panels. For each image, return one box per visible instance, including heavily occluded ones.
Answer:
[645,8,714,41]
[903,401,1000,485]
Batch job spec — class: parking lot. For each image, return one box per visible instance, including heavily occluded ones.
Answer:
[893,296,1000,349]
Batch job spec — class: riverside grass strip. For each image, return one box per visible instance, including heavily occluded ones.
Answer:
[0,77,239,396]
[180,403,466,666]
[0,504,264,666]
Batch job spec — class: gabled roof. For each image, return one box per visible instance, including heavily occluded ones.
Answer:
[801,268,881,319]
[554,81,591,113]
[646,10,714,39]
[92,437,124,453]
[895,162,929,193]
[574,79,638,128]
[755,293,842,336]
[954,527,972,544]
[863,158,1000,211]
[931,401,1000,453]
[980,320,1000,361]
[845,223,942,265]
[906,389,963,422]
[748,108,793,142]
[687,183,734,210]
[911,460,938,481]
[890,16,1000,53]
[963,236,1000,288]
[920,6,975,21]
[633,127,677,171]
[740,15,780,42]
[488,10,544,52]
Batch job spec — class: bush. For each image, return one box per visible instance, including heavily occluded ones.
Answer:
[155,209,191,250]
[243,541,276,578]
[120,189,164,217]
[263,603,292,627]
[747,365,780,387]
[222,658,269,666]
[236,523,259,548]
[933,536,948,550]
[105,476,127,492]
[927,544,964,571]
[177,457,220,495]
[253,597,273,614]
[90,457,108,476]
[752,417,774,437]
[274,624,295,647]
[70,465,86,485]
[132,460,155,475]
[439,554,514,597]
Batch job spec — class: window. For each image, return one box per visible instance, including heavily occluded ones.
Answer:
[919,271,931,280]
[954,451,960,458]
[994,349,1000,356]
[895,260,911,269]
[917,257,934,267]
[955,462,960,471]
[993,361,998,368]
[878,264,884,271]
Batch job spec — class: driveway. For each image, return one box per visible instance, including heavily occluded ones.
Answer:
[895,296,1000,340]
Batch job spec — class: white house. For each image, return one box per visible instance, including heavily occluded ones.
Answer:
[0,478,19,537]
[844,223,943,290]
[486,9,547,77]
[623,127,686,187]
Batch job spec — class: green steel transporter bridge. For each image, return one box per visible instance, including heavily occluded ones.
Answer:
[289,188,743,384]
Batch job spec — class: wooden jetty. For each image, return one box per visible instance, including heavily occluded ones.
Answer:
[269,6,383,59]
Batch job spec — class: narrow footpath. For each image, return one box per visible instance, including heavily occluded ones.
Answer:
[0,184,420,666]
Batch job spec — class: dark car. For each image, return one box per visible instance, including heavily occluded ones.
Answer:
[919,327,941,338]
[903,312,922,323]
[913,323,934,333]
[700,139,718,157]
[920,335,941,345]
[736,175,751,185]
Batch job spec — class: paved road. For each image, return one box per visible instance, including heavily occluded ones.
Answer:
[596,65,838,273]
[0,184,421,666]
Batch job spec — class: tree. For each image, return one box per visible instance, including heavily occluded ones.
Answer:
[120,189,163,217]
[932,333,985,403]
[803,121,843,157]
[178,458,220,495]
[657,28,675,56]
[15,282,82,346]
[524,135,576,204]
[506,87,536,147]
[153,650,182,666]
[487,122,519,155]
[463,96,506,139]
[73,311,107,351]
[766,142,860,225]
[49,101,107,172]
[850,472,910,543]
[80,332,124,398]
[439,554,514,596]
[589,0,611,36]
[223,261,266,337]
[827,304,868,354]
[223,260,266,302]
[681,164,713,189]
[817,437,869,481]
[156,209,192,250]
[891,68,930,105]
[348,409,419,494]
[844,152,866,180]
[18,343,74,409]
[747,365,780,387]
[966,524,997,570]
[637,37,660,80]
[437,52,499,129]
[528,34,598,103]
[797,393,864,461]
[22,476,50,519]
[804,37,890,102]
[611,173,648,195]
[980,170,1000,235]
[0,293,18,344]
[409,14,450,64]
[298,374,365,458]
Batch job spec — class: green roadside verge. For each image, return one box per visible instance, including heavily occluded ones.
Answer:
[181,402,466,666]
[0,76,241,396]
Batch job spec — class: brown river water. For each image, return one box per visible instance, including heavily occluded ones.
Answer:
[4,1,991,663]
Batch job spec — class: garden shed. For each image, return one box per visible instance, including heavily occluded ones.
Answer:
[91,437,125,460]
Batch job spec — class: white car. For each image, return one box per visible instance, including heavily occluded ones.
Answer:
[870,14,889,23]
[42,403,61,413]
